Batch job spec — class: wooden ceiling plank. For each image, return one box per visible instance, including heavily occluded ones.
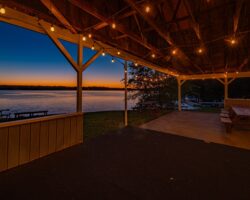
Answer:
[69,0,163,56]
[40,0,77,34]
[125,0,204,73]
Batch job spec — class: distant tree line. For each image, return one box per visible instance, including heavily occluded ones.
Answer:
[128,64,250,110]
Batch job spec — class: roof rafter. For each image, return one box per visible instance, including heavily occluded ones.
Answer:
[124,0,204,73]
[69,0,163,57]
[40,0,77,34]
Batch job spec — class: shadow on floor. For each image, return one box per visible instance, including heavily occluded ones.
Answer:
[0,127,250,200]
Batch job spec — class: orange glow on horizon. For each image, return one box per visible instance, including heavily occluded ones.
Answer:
[0,76,124,88]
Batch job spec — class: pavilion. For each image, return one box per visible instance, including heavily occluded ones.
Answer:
[0,0,250,173]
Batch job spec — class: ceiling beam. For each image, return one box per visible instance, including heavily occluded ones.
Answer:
[124,0,204,73]
[233,0,244,35]
[40,0,77,34]
[180,71,250,80]
[69,0,162,56]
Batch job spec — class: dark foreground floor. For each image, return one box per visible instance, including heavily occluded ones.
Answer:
[0,127,250,200]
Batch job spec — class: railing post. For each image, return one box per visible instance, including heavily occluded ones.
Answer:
[124,61,128,126]
[177,78,182,111]
[224,77,228,100]
[77,34,83,113]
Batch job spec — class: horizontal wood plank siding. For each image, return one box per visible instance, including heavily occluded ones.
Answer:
[0,113,83,172]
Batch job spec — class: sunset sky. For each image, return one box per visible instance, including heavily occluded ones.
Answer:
[0,22,124,88]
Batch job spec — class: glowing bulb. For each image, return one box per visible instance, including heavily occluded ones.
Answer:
[231,39,236,45]
[145,6,150,13]
[197,48,203,54]
[117,51,121,55]
[0,7,6,14]
[151,53,155,58]
[82,36,86,41]
[172,49,177,55]
[91,45,95,50]
[111,58,115,63]
[135,62,138,66]
[236,71,239,74]
[50,25,55,32]
[111,23,116,29]
[102,51,105,56]
[88,33,92,38]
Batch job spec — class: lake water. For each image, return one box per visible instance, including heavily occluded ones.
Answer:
[0,90,137,114]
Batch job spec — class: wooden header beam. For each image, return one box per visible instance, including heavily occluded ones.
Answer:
[0,6,177,76]
[180,71,250,80]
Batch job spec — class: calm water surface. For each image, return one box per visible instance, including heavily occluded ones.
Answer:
[0,90,137,114]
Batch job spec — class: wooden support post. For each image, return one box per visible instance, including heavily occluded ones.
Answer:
[124,61,128,126]
[177,78,182,112]
[224,77,228,100]
[77,35,83,113]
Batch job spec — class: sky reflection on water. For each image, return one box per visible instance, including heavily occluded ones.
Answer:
[0,90,137,114]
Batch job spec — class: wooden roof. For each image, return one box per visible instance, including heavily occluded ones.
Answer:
[1,0,250,75]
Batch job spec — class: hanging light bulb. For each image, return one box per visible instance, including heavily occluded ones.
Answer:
[0,7,6,14]
[135,62,138,66]
[91,44,95,50]
[82,36,86,41]
[230,38,236,45]
[88,33,92,38]
[102,50,105,56]
[236,71,239,74]
[172,49,177,55]
[117,51,121,55]
[197,48,203,54]
[151,53,155,58]
[145,5,150,13]
[111,57,115,63]
[111,23,116,29]
[50,25,55,32]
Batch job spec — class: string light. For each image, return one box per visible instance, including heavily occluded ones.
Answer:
[197,48,203,54]
[50,25,55,32]
[102,50,105,56]
[82,36,86,41]
[91,44,95,50]
[0,7,6,14]
[172,49,177,55]
[145,5,150,13]
[230,38,236,45]
[117,51,121,55]
[111,23,116,29]
[151,53,155,58]
[135,62,138,66]
[236,71,239,74]
[111,57,115,63]
[88,33,92,38]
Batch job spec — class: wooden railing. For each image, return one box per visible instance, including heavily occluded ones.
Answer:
[0,112,83,172]
[224,99,250,109]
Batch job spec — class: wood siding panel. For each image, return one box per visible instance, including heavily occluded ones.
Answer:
[8,126,20,168]
[19,124,30,165]
[30,123,40,161]
[64,118,71,148]
[40,121,49,157]
[48,120,57,154]
[76,115,83,143]
[0,128,8,171]
[56,119,64,151]
[70,117,77,145]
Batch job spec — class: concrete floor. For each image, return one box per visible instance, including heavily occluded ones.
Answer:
[141,111,250,150]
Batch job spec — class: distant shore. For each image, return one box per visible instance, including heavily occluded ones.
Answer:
[0,85,136,91]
